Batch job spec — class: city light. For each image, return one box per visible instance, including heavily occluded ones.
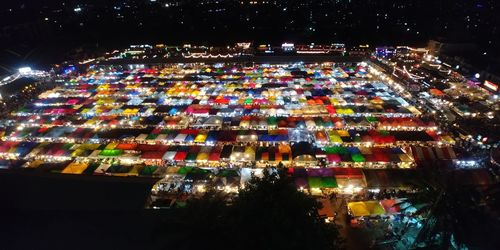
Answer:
[18,67,32,74]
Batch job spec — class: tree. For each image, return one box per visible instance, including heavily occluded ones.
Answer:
[154,168,343,250]
[231,169,343,250]
[399,170,498,249]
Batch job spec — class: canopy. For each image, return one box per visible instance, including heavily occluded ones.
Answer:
[379,199,400,214]
[363,169,423,189]
[308,176,337,188]
[348,201,385,217]
[162,151,177,161]
[61,162,88,174]
[291,142,316,162]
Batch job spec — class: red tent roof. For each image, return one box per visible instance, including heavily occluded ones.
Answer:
[331,168,363,178]
[141,150,166,160]
[174,151,188,161]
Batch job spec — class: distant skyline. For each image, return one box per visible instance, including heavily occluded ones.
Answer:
[0,0,498,75]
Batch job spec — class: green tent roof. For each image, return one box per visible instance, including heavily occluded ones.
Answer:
[351,154,366,162]
[218,169,239,177]
[324,146,349,155]
[99,149,123,157]
[83,163,100,174]
[379,130,390,136]
[191,167,210,175]
[146,134,158,140]
[106,165,131,173]
[321,177,338,188]
[314,118,324,127]
[186,152,198,161]
[308,177,322,188]
[177,166,194,175]
[267,117,278,126]
[141,165,158,175]
[324,147,338,154]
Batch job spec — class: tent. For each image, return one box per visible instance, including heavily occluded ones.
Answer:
[208,147,222,162]
[411,146,437,162]
[139,166,158,176]
[162,151,177,161]
[99,149,123,157]
[433,147,457,160]
[61,162,88,174]
[174,151,188,161]
[348,201,386,217]
[379,199,400,214]
[141,150,166,160]
[291,142,316,162]
[363,169,423,189]
[307,176,337,188]
[308,177,322,188]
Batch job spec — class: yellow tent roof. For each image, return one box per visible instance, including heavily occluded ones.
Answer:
[62,162,89,174]
[196,152,209,161]
[194,133,207,143]
[105,142,119,150]
[26,160,44,168]
[348,201,386,217]
[336,130,350,137]
[166,166,180,174]
[441,135,455,143]
[278,144,291,154]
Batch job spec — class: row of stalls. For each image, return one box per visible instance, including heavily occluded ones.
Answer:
[0,139,458,167]
[7,114,439,132]
[17,102,417,118]
[4,127,447,146]
[1,155,490,195]
[17,159,162,177]
[152,166,495,197]
[73,64,367,82]
[58,81,401,101]
[286,168,430,194]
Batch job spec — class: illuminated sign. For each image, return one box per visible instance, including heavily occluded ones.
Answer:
[281,43,295,52]
[18,67,32,74]
[484,80,499,92]
[236,43,251,49]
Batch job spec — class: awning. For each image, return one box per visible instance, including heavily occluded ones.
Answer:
[348,201,386,217]
[363,169,423,189]
[308,176,337,188]
[291,142,316,162]
[61,162,88,174]
[332,168,363,179]
[141,150,166,160]
[433,147,457,160]
[379,199,400,214]
[162,151,177,161]
[174,151,188,161]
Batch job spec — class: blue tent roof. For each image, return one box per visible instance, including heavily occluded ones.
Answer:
[168,108,178,115]
[206,131,219,142]
[347,147,361,154]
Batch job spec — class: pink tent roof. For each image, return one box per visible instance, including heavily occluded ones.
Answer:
[327,154,341,163]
